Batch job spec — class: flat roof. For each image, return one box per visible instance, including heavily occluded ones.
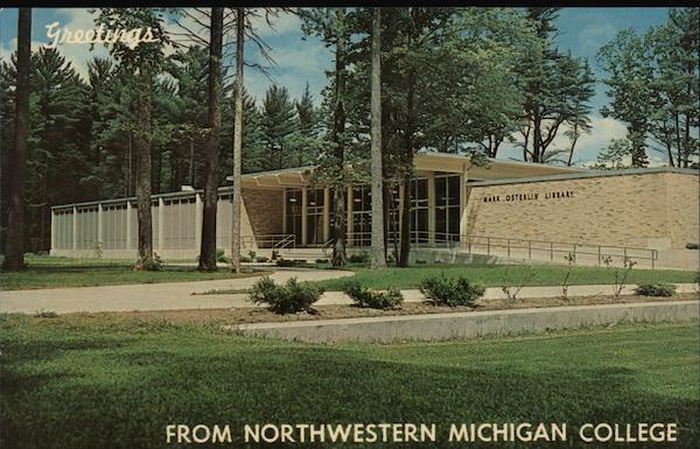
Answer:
[468,166,699,187]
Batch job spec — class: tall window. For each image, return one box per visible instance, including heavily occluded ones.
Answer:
[285,189,302,244]
[306,188,324,244]
[351,185,371,246]
[435,175,461,241]
[409,178,428,243]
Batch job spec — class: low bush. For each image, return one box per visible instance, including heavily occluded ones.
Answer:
[343,281,403,310]
[255,256,269,263]
[634,282,676,297]
[348,252,369,263]
[216,248,230,263]
[240,256,252,263]
[275,259,306,267]
[315,258,329,264]
[249,276,323,314]
[419,274,485,307]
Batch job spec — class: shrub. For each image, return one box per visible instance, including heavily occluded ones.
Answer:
[240,256,252,263]
[276,259,298,267]
[216,248,230,263]
[634,282,676,297]
[256,256,269,263]
[348,252,369,263]
[415,260,427,264]
[249,276,323,314]
[315,258,329,264]
[34,310,58,318]
[343,281,403,310]
[419,274,485,307]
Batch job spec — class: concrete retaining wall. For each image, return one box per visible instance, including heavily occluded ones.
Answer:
[232,300,699,343]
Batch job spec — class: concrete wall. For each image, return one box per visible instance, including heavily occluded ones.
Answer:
[465,170,699,252]
[234,300,699,343]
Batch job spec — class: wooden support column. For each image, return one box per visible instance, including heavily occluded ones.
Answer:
[427,172,436,245]
[459,163,469,247]
[50,209,56,255]
[158,197,165,252]
[281,190,287,235]
[72,206,78,254]
[322,187,330,242]
[301,188,308,246]
[194,193,202,251]
[125,201,133,251]
[346,186,354,245]
[97,203,103,249]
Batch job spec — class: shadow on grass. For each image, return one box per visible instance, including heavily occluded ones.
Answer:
[0,326,697,449]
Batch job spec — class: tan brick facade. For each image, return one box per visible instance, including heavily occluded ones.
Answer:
[242,188,284,236]
[464,171,699,250]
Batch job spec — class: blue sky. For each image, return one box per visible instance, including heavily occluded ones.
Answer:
[0,7,673,165]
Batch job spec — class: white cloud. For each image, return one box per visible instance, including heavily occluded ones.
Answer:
[579,22,617,54]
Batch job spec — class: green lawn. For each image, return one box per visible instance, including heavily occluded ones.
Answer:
[0,315,697,448]
[0,263,267,290]
[314,264,699,291]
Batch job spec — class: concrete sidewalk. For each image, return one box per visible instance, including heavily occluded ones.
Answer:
[0,276,696,315]
[0,269,354,314]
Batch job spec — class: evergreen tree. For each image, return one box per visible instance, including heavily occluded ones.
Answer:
[260,84,297,170]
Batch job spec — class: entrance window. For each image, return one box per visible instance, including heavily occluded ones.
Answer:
[351,185,371,246]
[285,189,302,244]
[435,175,461,241]
[409,178,429,243]
[306,188,325,244]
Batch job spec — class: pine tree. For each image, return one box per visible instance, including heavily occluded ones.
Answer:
[261,84,297,170]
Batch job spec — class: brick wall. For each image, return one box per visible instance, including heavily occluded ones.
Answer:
[464,171,699,250]
[242,188,284,236]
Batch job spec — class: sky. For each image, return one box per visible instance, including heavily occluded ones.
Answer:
[0,7,673,166]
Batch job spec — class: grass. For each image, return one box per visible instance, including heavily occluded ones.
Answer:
[312,263,699,291]
[0,315,697,448]
[1,257,269,290]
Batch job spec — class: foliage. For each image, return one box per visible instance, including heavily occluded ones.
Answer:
[634,282,676,297]
[597,8,699,168]
[348,252,369,264]
[216,248,229,263]
[419,273,485,307]
[248,276,323,314]
[343,281,403,309]
[602,255,637,298]
[500,265,536,303]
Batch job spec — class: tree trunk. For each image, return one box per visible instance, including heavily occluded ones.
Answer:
[230,8,245,273]
[398,179,411,267]
[397,72,415,268]
[331,188,347,266]
[199,7,223,272]
[2,8,31,271]
[369,8,386,269]
[134,68,154,268]
[331,10,347,267]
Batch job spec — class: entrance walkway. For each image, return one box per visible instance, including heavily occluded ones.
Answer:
[1,271,696,315]
[0,268,354,314]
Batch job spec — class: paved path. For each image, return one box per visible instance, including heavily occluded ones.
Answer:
[0,269,353,314]
[1,277,696,315]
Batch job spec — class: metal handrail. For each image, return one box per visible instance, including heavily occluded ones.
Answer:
[339,230,658,268]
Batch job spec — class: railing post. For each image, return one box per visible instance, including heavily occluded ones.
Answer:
[550,242,553,261]
[507,238,510,257]
[572,244,576,262]
[528,240,532,259]
[487,237,490,256]
[597,246,601,266]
